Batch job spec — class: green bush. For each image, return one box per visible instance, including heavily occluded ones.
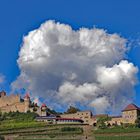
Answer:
[49,135,56,138]
[96,116,111,129]
[123,123,136,128]
[0,111,38,122]
[61,127,83,132]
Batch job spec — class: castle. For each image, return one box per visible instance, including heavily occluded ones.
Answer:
[0,91,47,116]
[0,91,140,126]
[36,104,140,126]
[58,104,140,125]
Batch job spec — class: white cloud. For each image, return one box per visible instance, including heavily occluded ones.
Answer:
[11,20,138,113]
[89,97,110,113]
[58,60,138,113]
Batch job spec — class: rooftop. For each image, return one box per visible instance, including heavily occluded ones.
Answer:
[93,114,108,118]
[110,115,122,118]
[24,93,30,99]
[41,103,47,107]
[122,103,140,112]
[56,117,83,121]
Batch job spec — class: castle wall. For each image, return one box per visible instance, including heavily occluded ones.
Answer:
[108,117,123,125]
[0,94,20,108]
[0,102,26,113]
[0,93,29,113]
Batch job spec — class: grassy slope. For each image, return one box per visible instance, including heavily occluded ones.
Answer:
[94,128,140,134]
[95,136,140,140]
[0,121,46,131]
[94,128,140,140]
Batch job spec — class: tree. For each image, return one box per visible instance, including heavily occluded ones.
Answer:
[97,116,111,129]
[65,106,80,114]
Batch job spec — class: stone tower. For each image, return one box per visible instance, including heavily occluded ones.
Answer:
[24,93,30,112]
[122,103,140,124]
[0,90,6,98]
[41,103,47,116]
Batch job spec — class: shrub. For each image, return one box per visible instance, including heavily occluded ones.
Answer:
[123,123,136,128]
[0,111,38,122]
[97,116,111,129]
[61,127,83,132]
[49,135,56,138]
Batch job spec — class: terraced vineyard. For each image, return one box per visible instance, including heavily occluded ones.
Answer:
[94,128,140,140]
[95,136,140,140]
[0,125,84,140]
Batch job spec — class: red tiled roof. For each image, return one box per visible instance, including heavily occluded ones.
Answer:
[93,114,108,118]
[110,116,122,118]
[122,104,140,112]
[56,117,82,121]
[24,93,30,99]
[41,103,47,107]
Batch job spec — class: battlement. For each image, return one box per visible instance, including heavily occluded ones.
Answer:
[0,91,47,116]
[0,90,6,97]
[0,92,21,108]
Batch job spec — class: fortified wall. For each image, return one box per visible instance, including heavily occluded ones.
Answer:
[0,91,30,113]
[0,91,47,116]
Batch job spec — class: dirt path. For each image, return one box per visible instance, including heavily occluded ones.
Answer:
[82,125,95,140]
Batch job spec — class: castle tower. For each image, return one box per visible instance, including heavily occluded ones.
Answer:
[0,90,6,98]
[24,93,30,112]
[122,103,140,124]
[41,103,47,116]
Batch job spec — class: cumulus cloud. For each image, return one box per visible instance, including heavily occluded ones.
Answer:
[90,97,110,113]
[11,20,138,113]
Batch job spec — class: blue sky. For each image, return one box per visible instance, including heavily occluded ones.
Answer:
[0,0,140,109]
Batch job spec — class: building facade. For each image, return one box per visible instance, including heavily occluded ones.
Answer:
[60,111,94,125]
[36,116,83,124]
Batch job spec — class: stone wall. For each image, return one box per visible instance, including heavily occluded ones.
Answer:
[0,101,26,113]
[108,116,123,125]
[0,93,28,113]
[0,94,20,108]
